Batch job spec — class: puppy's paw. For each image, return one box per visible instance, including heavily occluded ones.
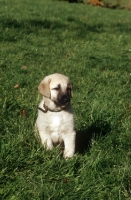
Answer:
[42,140,53,150]
[64,150,74,159]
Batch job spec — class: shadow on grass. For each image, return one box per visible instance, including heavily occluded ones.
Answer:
[0,18,65,29]
[0,18,105,34]
[75,120,111,154]
[1,17,130,34]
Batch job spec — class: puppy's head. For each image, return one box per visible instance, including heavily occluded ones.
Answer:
[38,73,73,108]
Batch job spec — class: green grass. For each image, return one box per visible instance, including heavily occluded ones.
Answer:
[1,0,131,199]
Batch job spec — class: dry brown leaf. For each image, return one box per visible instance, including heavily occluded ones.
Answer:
[14,84,20,89]
[22,66,28,70]
[21,109,26,117]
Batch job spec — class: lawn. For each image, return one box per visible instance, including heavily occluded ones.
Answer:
[0,0,131,199]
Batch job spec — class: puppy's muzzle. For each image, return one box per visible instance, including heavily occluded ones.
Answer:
[55,94,70,106]
[59,95,70,104]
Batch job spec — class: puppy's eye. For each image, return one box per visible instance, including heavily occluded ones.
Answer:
[53,87,59,91]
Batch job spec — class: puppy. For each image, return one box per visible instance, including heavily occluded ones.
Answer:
[36,73,76,158]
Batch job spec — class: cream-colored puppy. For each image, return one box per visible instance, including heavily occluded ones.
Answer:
[36,73,76,158]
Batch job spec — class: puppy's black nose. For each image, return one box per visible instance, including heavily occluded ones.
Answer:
[59,95,70,104]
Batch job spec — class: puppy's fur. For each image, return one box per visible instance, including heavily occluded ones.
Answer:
[36,73,76,158]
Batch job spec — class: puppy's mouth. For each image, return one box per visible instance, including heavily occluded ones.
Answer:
[54,95,70,107]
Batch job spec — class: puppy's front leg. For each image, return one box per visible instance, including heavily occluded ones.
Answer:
[38,130,53,150]
[63,130,76,158]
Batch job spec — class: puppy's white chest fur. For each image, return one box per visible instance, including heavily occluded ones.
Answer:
[51,115,63,143]
[52,116,61,127]
[47,112,66,136]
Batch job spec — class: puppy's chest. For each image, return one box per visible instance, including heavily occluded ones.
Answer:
[52,116,62,128]
[46,112,70,133]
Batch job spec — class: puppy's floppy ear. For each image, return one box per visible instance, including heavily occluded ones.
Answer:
[38,77,51,98]
[70,83,73,98]
[69,83,73,98]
